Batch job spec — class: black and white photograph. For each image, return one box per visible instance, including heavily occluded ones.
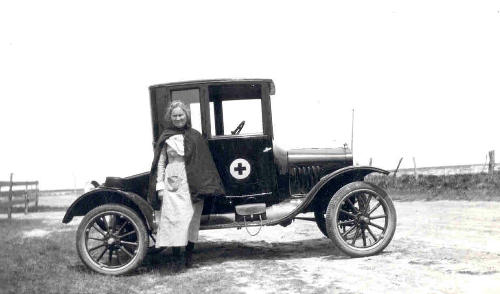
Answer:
[1,1,499,293]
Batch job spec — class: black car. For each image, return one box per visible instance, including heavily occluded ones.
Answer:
[63,79,396,275]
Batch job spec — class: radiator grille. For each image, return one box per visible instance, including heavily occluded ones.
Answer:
[289,166,322,194]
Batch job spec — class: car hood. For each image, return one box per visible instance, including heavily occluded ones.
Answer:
[287,147,352,173]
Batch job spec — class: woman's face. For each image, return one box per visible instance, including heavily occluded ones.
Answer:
[171,107,187,128]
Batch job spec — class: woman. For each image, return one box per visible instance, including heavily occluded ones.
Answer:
[148,100,224,269]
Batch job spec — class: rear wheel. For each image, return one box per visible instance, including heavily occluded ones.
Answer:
[76,204,148,275]
[325,181,396,257]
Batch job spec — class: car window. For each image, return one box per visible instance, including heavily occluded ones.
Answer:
[189,103,202,133]
[210,99,263,136]
[171,89,202,133]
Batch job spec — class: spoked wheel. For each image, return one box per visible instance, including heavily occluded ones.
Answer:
[326,181,396,257]
[76,204,148,275]
[315,205,360,238]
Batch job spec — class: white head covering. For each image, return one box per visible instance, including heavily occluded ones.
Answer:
[165,134,184,156]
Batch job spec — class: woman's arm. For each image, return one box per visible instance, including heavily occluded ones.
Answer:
[156,143,167,192]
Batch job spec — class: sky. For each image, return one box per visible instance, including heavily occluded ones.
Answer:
[1,1,499,189]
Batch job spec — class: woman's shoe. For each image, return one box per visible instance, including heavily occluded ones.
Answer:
[184,242,194,268]
[173,259,184,272]
[172,247,181,257]
[184,251,193,268]
[171,247,184,272]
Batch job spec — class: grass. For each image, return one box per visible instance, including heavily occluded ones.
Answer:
[0,218,241,294]
[367,171,500,201]
[2,217,330,294]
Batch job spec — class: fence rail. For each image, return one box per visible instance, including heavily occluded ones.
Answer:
[0,173,39,219]
[38,188,84,196]
[392,163,500,177]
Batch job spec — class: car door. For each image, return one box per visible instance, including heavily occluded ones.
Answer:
[206,95,278,206]
[208,134,276,199]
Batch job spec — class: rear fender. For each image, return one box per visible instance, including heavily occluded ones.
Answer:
[62,188,154,231]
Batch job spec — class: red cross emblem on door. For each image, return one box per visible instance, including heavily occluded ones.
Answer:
[229,158,251,180]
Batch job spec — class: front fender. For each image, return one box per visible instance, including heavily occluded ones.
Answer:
[62,188,154,231]
[318,166,389,188]
[305,166,389,210]
[269,166,389,225]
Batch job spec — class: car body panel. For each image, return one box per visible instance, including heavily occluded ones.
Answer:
[198,166,389,230]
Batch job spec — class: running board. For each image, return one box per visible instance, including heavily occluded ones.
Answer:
[152,194,314,232]
[199,197,306,230]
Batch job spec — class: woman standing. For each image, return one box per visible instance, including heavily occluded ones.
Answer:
[148,100,224,269]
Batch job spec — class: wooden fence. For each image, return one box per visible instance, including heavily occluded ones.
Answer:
[39,188,84,197]
[383,150,497,177]
[0,173,39,219]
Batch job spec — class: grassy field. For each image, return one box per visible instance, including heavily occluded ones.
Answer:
[367,171,500,201]
[0,217,238,294]
[0,211,337,294]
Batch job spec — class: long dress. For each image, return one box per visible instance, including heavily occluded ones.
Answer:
[155,134,204,247]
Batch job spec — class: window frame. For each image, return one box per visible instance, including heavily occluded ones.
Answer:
[201,82,274,140]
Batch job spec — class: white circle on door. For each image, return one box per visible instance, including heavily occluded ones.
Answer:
[229,158,251,180]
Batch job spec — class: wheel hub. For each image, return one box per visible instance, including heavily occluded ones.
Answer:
[107,238,116,245]
[359,216,370,224]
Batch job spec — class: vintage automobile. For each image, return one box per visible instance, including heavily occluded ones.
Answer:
[63,79,396,275]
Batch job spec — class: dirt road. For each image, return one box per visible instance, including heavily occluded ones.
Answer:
[6,200,500,293]
[180,201,500,293]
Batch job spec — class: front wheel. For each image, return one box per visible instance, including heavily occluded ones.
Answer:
[325,181,396,257]
[76,204,149,275]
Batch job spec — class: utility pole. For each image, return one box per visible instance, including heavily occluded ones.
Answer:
[351,108,354,156]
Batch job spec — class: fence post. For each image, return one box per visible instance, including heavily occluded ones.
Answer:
[7,173,13,220]
[392,157,403,190]
[413,157,418,179]
[393,157,403,177]
[24,184,28,214]
[35,182,39,211]
[489,150,495,175]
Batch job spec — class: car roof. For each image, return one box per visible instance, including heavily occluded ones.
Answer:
[149,79,275,95]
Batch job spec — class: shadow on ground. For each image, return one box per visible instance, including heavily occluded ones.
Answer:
[141,237,346,272]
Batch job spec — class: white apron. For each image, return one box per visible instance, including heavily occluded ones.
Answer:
[155,134,203,247]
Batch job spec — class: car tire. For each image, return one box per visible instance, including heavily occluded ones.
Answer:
[76,204,149,275]
[325,181,396,257]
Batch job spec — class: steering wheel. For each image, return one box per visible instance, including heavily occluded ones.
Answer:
[231,120,246,135]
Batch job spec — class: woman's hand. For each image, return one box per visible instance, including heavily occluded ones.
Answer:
[158,189,165,201]
[167,176,181,191]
